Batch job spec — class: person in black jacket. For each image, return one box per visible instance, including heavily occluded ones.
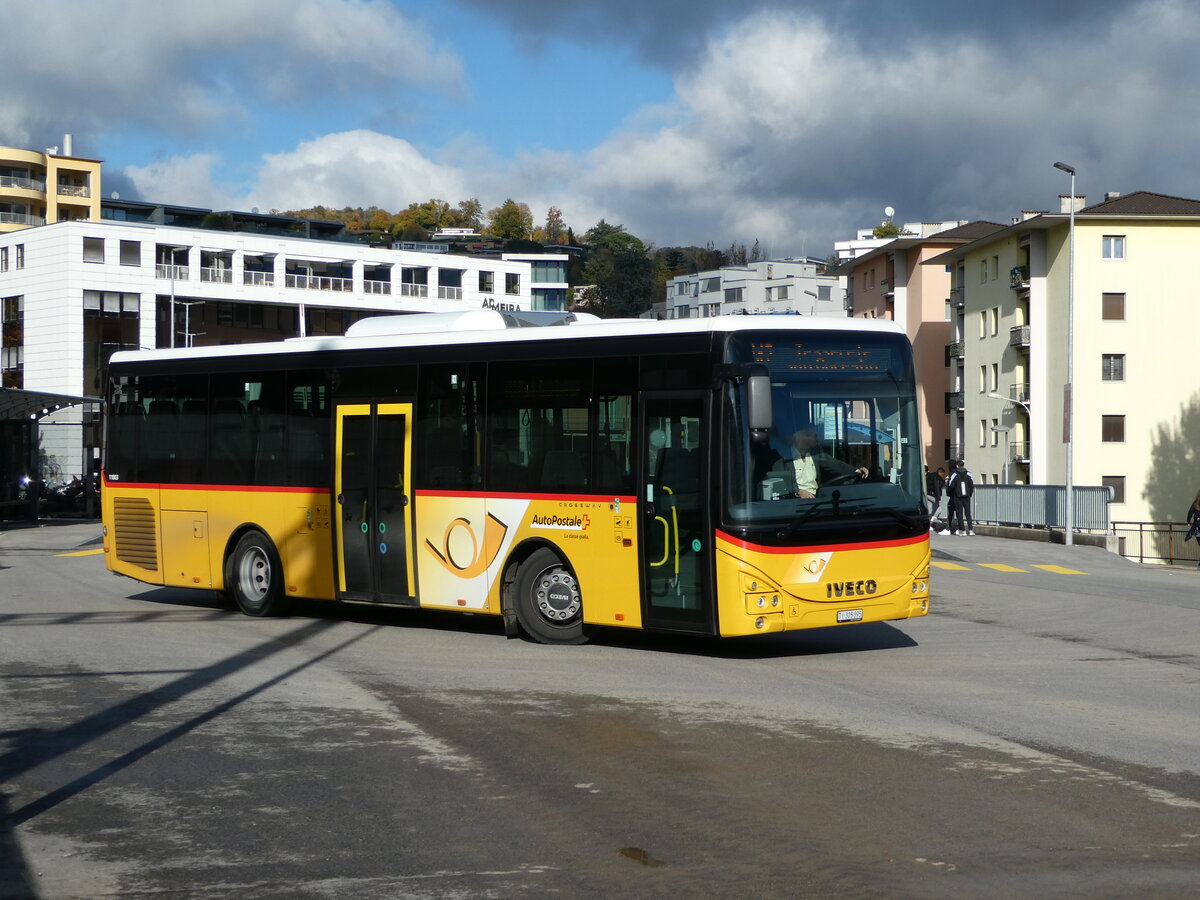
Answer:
[1186,490,1200,566]
[926,465,946,530]
[944,460,975,535]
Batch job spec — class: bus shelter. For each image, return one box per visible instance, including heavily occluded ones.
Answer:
[0,387,101,523]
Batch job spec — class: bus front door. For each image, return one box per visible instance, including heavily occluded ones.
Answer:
[335,403,416,604]
[640,394,714,634]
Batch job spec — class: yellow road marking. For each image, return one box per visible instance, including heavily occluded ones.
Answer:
[55,549,104,557]
[1032,564,1085,575]
[932,561,971,570]
[978,563,1030,573]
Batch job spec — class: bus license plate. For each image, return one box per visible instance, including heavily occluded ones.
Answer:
[837,609,864,623]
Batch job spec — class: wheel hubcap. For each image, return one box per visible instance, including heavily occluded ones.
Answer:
[534,568,580,622]
[239,547,270,601]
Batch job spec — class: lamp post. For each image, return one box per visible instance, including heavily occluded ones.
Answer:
[988,392,1029,486]
[991,424,1012,484]
[1054,161,1076,546]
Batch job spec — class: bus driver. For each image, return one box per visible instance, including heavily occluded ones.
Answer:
[770,423,869,499]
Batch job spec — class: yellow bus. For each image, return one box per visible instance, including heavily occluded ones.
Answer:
[102,310,930,644]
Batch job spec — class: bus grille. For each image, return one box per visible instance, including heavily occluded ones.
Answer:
[113,497,158,571]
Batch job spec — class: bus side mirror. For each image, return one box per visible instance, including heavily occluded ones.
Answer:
[746,366,772,443]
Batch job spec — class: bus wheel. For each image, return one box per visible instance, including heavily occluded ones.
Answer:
[226,530,288,617]
[514,548,587,645]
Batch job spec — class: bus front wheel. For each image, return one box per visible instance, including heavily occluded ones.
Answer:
[226,530,288,618]
[514,548,587,645]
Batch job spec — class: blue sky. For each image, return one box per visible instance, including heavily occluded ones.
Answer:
[6,0,1200,255]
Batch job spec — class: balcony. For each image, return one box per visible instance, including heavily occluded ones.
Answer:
[243,270,275,287]
[57,183,91,198]
[1010,440,1031,464]
[438,285,463,301]
[363,279,391,295]
[286,273,352,292]
[155,264,189,280]
[880,278,893,296]
[1010,265,1030,290]
[946,340,965,359]
[1009,382,1031,405]
[200,267,232,284]
[400,283,429,298]
[1009,324,1031,349]
[946,391,965,412]
[947,444,965,464]
[949,285,964,308]
[0,175,46,192]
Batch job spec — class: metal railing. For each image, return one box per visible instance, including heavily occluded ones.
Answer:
[200,266,232,284]
[243,270,275,287]
[155,264,188,280]
[400,283,429,298]
[1009,440,1030,463]
[57,183,90,198]
[1010,265,1030,289]
[946,340,964,358]
[363,279,391,295]
[0,175,46,192]
[438,285,463,301]
[946,391,964,411]
[1009,382,1030,404]
[970,484,1113,531]
[1112,522,1200,565]
[1009,325,1030,348]
[0,211,44,226]
[285,273,352,292]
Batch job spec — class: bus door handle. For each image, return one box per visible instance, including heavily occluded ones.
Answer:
[336,493,344,504]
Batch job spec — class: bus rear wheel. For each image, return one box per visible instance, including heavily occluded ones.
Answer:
[226,530,288,617]
[514,548,586,645]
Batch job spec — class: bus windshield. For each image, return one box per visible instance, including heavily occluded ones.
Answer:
[723,331,926,538]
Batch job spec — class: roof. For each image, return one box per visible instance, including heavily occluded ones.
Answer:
[0,387,100,422]
[1078,191,1200,216]
[110,310,906,368]
[832,221,1005,273]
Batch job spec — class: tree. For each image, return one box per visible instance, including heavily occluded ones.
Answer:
[543,206,566,244]
[454,198,483,231]
[586,219,645,254]
[486,199,534,240]
[872,221,902,238]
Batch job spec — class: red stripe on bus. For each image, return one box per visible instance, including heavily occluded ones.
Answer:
[716,530,929,554]
[414,489,638,503]
[102,480,329,494]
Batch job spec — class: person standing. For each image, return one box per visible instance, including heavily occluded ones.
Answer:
[1186,490,1200,566]
[945,460,975,536]
[926,465,946,531]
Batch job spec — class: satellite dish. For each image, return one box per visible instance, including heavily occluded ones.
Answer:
[884,206,895,218]
[111,192,119,199]
[252,207,259,214]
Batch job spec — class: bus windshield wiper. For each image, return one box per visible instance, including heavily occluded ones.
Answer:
[777,490,878,537]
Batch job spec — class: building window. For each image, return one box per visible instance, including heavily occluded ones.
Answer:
[0,248,6,272]
[991,256,999,280]
[979,419,987,447]
[818,285,830,302]
[979,311,987,338]
[2,295,23,389]
[991,418,999,446]
[776,285,789,301]
[980,260,987,284]
[478,270,494,294]
[505,273,520,295]
[724,287,743,304]
[990,308,999,335]
[83,237,105,263]
[15,244,23,269]
[1102,476,1125,503]
[1102,292,1125,321]
[979,366,987,392]
[1102,353,1125,381]
[120,240,141,266]
[990,364,998,391]
[1102,235,1125,260]
[1101,415,1125,443]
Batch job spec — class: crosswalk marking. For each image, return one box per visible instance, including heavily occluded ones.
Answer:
[55,549,104,557]
[1032,564,1085,575]
[978,563,1030,573]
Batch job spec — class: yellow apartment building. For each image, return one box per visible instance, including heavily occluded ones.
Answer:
[0,136,102,234]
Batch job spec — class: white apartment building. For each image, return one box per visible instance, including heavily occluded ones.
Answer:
[928,190,1200,525]
[0,214,566,489]
[663,258,845,319]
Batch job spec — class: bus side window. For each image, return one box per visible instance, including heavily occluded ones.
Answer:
[417,363,481,490]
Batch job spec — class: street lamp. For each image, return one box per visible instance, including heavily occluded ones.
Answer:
[1054,161,1076,546]
[991,424,1011,484]
[988,392,1028,486]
